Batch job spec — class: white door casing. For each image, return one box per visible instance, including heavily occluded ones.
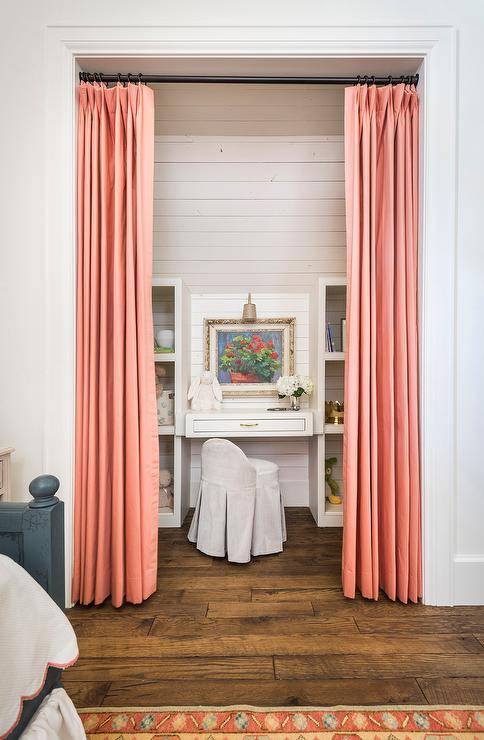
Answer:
[44,24,457,606]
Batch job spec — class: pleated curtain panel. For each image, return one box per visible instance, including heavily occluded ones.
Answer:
[342,83,422,603]
[73,82,159,607]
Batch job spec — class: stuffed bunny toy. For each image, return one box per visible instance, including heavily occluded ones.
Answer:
[159,468,174,510]
[188,371,223,411]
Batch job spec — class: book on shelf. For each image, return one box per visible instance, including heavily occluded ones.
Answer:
[326,323,335,352]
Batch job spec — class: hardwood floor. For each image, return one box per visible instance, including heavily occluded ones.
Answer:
[65,508,484,708]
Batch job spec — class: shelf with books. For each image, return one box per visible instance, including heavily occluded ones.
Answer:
[152,278,191,528]
[309,277,346,528]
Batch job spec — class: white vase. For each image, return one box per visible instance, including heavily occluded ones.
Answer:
[156,329,175,351]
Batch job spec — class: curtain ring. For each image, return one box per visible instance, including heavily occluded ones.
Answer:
[371,75,375,86]
[388,75,393,85]
[356,75,361,86]
[138,72,143,85]
[400,75,405,84]
[117,73,122,86]
[127,73,133,85]
[99,72,104,87]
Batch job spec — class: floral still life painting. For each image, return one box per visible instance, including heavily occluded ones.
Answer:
[205,318,295,397]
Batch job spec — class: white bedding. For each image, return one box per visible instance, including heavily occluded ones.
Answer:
[0,555,83,739]
[20,689,85,739]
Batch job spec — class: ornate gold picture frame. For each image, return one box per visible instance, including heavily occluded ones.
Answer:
[204,317,295,397]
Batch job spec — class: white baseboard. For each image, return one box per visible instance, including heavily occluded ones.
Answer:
[189,480,309,507]
[453,555,484,605]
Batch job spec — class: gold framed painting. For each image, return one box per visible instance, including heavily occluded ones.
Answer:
[204,317,295,397]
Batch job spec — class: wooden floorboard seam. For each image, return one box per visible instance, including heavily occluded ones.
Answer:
[65,509,484,707]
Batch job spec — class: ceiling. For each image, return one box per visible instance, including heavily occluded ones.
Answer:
[78,56,422,79]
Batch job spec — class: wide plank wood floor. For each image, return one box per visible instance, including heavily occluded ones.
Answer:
[65,508,484,708]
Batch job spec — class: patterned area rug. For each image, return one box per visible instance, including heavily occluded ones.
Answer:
[79,706,484,739]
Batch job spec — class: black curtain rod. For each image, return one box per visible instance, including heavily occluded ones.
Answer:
[79,72,419,86]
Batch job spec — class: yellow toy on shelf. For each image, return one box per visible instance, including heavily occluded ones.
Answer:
[325,456,342,505]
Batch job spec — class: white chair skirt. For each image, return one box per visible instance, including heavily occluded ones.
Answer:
[188,479,256,563]
[248,457,286,556]
[188,439,286,562]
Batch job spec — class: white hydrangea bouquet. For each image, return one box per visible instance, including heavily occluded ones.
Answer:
[276,374,314,411]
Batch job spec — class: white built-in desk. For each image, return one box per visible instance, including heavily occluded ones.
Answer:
[184,409,314,438]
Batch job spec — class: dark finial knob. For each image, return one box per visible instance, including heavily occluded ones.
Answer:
[28,475,60,508]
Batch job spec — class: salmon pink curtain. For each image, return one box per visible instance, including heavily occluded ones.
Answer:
[342,83,421,603]
[73,82,159,607]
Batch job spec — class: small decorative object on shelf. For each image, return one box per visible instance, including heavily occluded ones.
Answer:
[325,400,344,425]
[188,370,223,411]
[277,374,314,411]
[326,323,335,352]
[325,457,342,505]
[155,329,175,353]
[155,364,166,395]
[158,390,174,426]
[159,469,174,510]
[341,318,347,352]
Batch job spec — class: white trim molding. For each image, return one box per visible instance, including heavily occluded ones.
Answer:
[453,556,484,605]
[44,24,458,606]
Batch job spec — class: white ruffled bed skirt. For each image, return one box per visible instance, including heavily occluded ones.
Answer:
[20,688,85,739]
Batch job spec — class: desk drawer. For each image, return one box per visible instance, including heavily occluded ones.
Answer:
[192,416,307,434]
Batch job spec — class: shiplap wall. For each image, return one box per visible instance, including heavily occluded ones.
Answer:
[151,83,346,508]
[190,438,309,507]
[189,293,309,506]
[191,293,309,398]
[152,83,345,292]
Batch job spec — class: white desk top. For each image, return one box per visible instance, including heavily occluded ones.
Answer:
[185,407,311,417]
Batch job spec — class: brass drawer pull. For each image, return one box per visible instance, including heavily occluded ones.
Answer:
[239,422,259,427]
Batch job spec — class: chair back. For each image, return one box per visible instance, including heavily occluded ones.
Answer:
[201,438,256,491]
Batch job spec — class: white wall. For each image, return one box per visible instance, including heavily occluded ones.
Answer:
[152,82,345,292]
[1,0,483,604]
[190,294,310,393]
[150,83,345,509]
[189,293,310,505]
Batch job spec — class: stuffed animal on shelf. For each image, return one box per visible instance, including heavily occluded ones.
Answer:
[155,364,167,399]
[159,468,174,510]
[187,370,223,411]
[325,456,342,505]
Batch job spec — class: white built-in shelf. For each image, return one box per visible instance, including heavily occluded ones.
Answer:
[152,277,191,529]
[158,425,175,436]
[325,502,343,514]
[154,352,176,362]
[313,277,348,527]
[324,424,344,434]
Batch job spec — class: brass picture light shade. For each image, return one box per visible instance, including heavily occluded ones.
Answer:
[242,293,257,322]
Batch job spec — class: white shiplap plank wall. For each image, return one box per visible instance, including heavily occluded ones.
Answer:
[190,293,310,506]
[152,83,345,292]
[151,83,346,507]
[191,293,309,397]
